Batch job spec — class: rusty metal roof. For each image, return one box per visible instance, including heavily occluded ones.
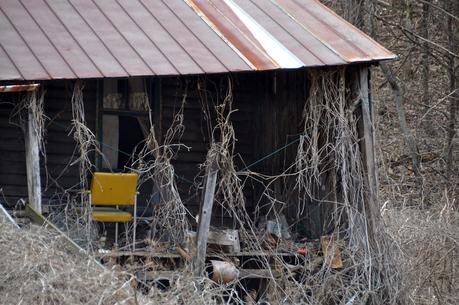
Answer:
[0,0,396,81]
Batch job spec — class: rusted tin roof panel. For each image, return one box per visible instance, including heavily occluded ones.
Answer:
[164,0,252,72]
[187,0,277,70]
[0,0,396,81]
[298,0,396,61]
[142,0,231,74]
[274,0,396,62]
[234,0,344,66]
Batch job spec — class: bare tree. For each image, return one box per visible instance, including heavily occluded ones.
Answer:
[446,0,458,178]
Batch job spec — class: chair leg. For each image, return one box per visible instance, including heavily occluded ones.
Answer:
[115,222,119,248]
[133,197,137,252]
[88,193,92,242]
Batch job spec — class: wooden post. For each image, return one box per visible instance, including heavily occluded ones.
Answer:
[359,67,378,207]
[357,67,380,235]
[153,78,162,144]
[194,161,218,276]
[24,100,42,214]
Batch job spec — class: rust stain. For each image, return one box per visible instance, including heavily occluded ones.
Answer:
[0,0,396,80]
[0,84,40,92]
[187,0,276,70]
[308,0,396,60]
[207,0,265,51]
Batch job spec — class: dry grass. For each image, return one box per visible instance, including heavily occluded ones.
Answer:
[383,199,459,305]
[0,215,137,305]
[0,213,238,305]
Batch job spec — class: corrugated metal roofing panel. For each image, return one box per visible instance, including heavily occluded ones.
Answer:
[45,0,127,77]
[247,0,345,66]
[164,0,251,72]
[117,0,198,75]
[235,0,340,66]
[0,0,396,81]
[71,0,154,77]
[21,0,101,79]
[2,0,76,79]
[144,0,232,74]
[0,45,22,80]
[96,0,177,75]
[0,9,49,80]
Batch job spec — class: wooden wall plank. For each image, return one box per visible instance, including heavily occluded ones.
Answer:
[0,80,97,206]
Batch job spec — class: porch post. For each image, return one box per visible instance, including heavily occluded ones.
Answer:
[194,160,218,276]
[359,67,378,207]
[24,93,42,214]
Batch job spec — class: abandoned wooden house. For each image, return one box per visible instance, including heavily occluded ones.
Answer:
[0,0,397,300]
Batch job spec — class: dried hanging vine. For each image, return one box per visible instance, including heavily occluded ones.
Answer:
[132,81,190,246]
[5,72,404,305]
[67,81,100,248]
[290,68,402,305]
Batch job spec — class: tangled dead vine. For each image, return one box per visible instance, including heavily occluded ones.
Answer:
[45,81,101,249]
[291,69,402,305]
[132,82,190,246]
[192,70,403,304]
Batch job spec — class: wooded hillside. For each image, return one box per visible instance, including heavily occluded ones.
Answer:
[322,1,458,304]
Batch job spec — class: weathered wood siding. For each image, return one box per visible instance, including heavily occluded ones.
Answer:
[1,69,364,239]
[160,73,260,224]
[42,80,97,202]
[0,92,27,204]
[0,80,97,207]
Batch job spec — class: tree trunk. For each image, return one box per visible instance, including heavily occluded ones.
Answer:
[380,63,421,177]
[421,0,430,109]
[446,0,458,178]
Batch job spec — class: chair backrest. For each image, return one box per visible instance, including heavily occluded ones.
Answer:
[90,172,138,206]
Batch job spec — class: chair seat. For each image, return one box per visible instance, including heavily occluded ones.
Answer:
[92,207,133,222]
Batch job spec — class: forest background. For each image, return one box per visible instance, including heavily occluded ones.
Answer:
[321,1,458,304]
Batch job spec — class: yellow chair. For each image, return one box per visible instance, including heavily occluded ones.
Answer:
[89,172,138,250]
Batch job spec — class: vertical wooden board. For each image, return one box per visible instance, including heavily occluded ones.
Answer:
[25,102,42,214]
[101,114,119,169]
[43,80,97,197]
[154,78,163,144]
[194,162,218,276]
[359,67,378,208]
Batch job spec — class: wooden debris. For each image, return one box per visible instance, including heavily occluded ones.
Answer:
[0,203,19,229]
[321,235,343,269]
[176,246,192,262]
[208,229,240,253]
[186,229,241,254]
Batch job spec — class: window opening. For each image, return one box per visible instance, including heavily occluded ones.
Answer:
[101,78,151,171]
